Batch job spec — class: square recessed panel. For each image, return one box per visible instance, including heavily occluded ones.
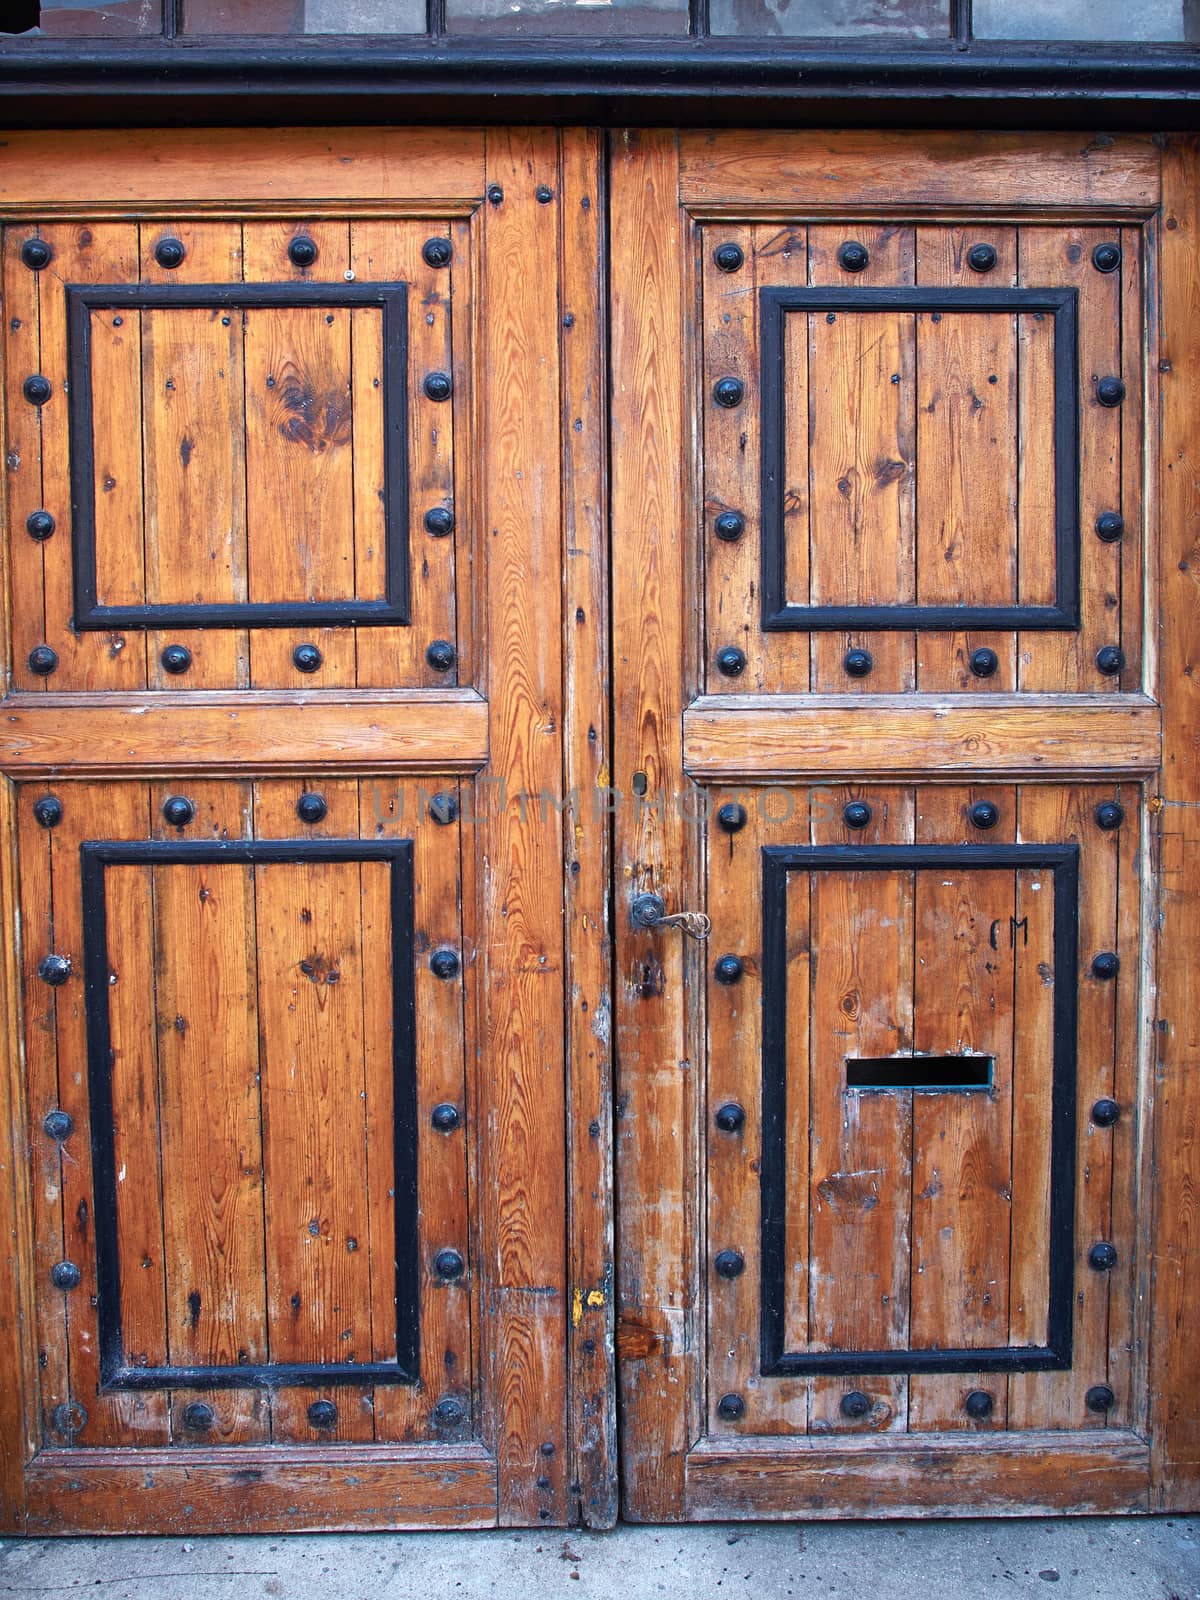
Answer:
[760,286,1080,632]
[81,838,418,1391]
[759,843,1079,1376]
[67,281,409,631]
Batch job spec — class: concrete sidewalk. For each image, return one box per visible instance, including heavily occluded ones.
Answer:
[2,1517,1198,1600]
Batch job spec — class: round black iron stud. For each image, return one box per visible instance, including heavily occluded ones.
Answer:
[425,505,455,537]
[42,1109,73,1141]
[969,647,999,679]
[713,954,744,986]
[1096,645,1125,678]
[433,1397,465,1427]
[430,948,461,980]
[434,1248,465,1281]
[1091,1098,1121,1127]
[967,243,998,273]
[1095,800,1125,831]
[844,648,874,679]
[431,1103,461,1133]
[182,1402,215,1432]
[715,510,745,542]
[717,1393,746,1421]
[964,1389,995,1420]
[717,802,748,834]
[1088,1241,1118,1272]
[28,646,57,677]
[1086,1384,1116,1413]
[26,510,55,541]
[292,642,322,674]
[840,1390,872,1419]
[838,241,869,273]
[50,1260,81,1291]
[287,235,319,268]
[307,1400,338,1429]
[714,243,745,274]
[423,371,453,402]
[160,644,192,676]
[162,795,196,828]
[714,1102,746,1134]
[296,792,327,825]
[23,375,51,406]
[1092,243,1122,274]
[713,377,744,409]
[426,639,457,672]
[716,646,746,678]
[33,795,63,829]
[1095,511,1125,543]
[37,955,71,987]
[154,237,186,269]
[20,238,52,271]
[843,801,872,831]
[49,1402,87,1438]
[422,237,453,269]
[969,800,1000,831]
[1096,375,1126,408]
[1091,951,1120,980]
[429,792,460,825]
[714,1249,745,1280]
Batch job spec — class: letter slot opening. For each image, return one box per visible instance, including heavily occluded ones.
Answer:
[845,1055,995,1093]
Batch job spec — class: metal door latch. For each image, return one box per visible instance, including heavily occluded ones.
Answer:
[630,893,711,941]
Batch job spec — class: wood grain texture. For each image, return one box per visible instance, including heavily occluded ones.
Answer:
[683,696,1161,781]
[1149,134,1200,1510]
[0,691,489,776]
[678,131,1161,212]
[611,128,698,1523]
[0,129,487,209]
[477,128,569,1527]
[558,129,618,1529]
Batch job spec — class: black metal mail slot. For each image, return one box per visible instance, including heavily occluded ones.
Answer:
[846,1055,994,1092]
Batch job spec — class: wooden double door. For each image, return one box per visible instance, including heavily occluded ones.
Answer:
[0,127,1196,1534]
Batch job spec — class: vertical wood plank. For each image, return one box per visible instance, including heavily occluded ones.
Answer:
[479,128,568,1527]
[558,129,617,1528]
[1150,133,1200,1509]
[611,129,695,1522]
[3,229,48,692]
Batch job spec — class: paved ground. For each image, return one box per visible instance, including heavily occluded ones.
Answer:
[2,1518,1198,1600]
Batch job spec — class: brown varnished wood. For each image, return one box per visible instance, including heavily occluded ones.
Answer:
[682,696,1162,782]
[1149,134,1200,1510]
[558,129,618,1528]
[477,127,569,1527]
[0,690,489,775]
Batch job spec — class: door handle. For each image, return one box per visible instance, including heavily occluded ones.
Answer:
[629,893,711,941]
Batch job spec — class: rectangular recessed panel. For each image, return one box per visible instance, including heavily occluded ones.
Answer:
[760,286,1079,632]
[846,1055,994,1091]
[67,282,408,630]
[760,843,1078,1376]
[82,838,418,1390]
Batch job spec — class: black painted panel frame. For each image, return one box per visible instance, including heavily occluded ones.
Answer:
[758,841,1079,1377]
[759,285,1080,633]
[80,837,420,1392]
[66,280,410,631]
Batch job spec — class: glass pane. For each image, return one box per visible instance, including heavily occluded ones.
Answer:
[446,0,687,33]
[709,0,949,37]
[1,0,162,35]
[973,0,1194,41]
[182,0,425,33]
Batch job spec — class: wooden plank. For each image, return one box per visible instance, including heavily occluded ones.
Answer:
[677,131,1161,212]
[807,222,916,696]
[140,221,248,691]
[611,128,696,1523]
[0,780,37,1530]
[477,128,568,1526]
[0,130,487,209]
[23,1447,497,1534]
[915,225,1018,694]
[34,221,146,691]
[682,695,1161,781]
[1149,133,1200,1511]
[907,787,1016,1433]
[242,220,356,690]
[558,129,617,1529]
[683,1430,1151,1520]
[0,690,489,776]
[3,228,48,694]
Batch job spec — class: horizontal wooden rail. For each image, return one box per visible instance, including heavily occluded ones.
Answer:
[683,694,1162,781]
[0,690,488,776]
